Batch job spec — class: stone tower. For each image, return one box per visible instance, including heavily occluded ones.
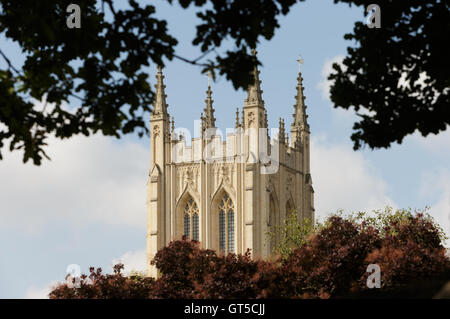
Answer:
[146,56,314,277]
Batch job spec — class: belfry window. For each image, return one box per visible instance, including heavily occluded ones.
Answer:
[218,194,235,254]
[183,197,199,241]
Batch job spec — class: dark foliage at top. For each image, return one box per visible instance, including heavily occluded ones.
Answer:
[330,0,450,150]
[0,0,300,164]
[1,1,447,164]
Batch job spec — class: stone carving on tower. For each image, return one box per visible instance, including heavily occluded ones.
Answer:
[147,54,314,278]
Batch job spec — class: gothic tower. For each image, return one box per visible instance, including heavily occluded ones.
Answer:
[147,57,314,277]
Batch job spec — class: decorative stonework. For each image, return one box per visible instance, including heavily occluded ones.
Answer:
[176,165,200,194]
[222,165,233,185]
[153,125,160,137]
[247,112,255,127]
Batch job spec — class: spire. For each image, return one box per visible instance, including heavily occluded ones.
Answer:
[292,54,309,131]
[244,49,265,108]
[153,66,168,115]
[203,72,216,128]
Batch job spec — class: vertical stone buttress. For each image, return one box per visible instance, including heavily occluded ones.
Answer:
[290,57,314,221]
[147,66,170,277]
[201,77,216,249]
[242,50,267,258]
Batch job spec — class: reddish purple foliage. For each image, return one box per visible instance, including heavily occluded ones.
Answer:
[50,215,450,299]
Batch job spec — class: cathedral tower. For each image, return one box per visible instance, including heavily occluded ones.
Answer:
[147,57,314,277]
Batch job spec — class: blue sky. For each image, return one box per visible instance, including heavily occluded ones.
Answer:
[1,0,449,298]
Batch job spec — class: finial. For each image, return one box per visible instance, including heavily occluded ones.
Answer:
[203,77,216,128]
[171,116,174,133]
[153,65,168,115]
[244,49,265,109]
[207,71,211,88]
[297,53,304,72]
[291,54,309,131]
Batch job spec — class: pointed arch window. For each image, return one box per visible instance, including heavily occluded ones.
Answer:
[218,194,235,254]
[183,197,199,241]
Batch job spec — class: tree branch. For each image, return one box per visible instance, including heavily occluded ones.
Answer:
[0,49,20,74]
[173,53,208,67]
[192,48,215,63]
[103,0,117,16]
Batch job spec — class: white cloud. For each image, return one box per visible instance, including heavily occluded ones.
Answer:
[412,130,450,157]
[317,55,345,100]
[310,135,396,219]
[316,55,358,125]
[0,134,149,233]
[420,169,450,247]
[24,281,59,299]
[112,249,147,275]
[413,131,450,246]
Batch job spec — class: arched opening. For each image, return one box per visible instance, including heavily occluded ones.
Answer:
[218,193,235,254]
[182,196,199,241]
